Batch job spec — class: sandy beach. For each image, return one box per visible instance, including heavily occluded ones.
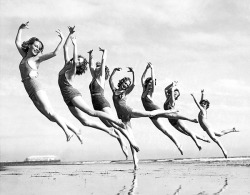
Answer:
[1,157,250,195]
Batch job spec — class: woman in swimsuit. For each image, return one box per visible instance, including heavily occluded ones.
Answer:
[109,67,176,170]
[142,63,209,151]
[58,26,126,140]
[15,22,81,142]
[88,49,139,158]
[191,90,239,158]
[164,81,211,150]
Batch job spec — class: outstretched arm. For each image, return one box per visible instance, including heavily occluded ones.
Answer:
[38,29,64,63]
[88,49,95,77]
[191,93,203,111]
[201,89,205,101]
[126,67,135,95]
[99,47,107,83]
[141,63,150,88]
[15,21,29,58]
[150,63,155,94]
[63,26,75,64]
[109,68,121,92]
[67,36,77,78]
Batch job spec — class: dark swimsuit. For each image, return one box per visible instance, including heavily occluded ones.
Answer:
[58,73,82,107]
[112,91,133,122]
[89,79,110,111]
[164,100,178,126]
[141,95,160,120]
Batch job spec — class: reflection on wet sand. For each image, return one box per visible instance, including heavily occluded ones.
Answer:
[117,171,137,195]
[196,178,228,195]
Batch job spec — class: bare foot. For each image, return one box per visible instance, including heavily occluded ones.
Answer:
[224,152,228,158]
[232,127,239,132]
[75,130,83,144]
[198,145,202,151]
[66,134,73,142]
[178,145,183,155]
[192,119,199,123]
[109,128,120,139]
[132,145,140,153]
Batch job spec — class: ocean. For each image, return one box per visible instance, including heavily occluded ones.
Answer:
[1,157,250,195]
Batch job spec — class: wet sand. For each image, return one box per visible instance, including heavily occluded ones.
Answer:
[1,158,250,195]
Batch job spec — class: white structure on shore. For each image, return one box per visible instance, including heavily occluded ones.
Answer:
[25,155,60,162]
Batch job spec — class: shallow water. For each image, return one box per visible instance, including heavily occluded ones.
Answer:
[1,158,250,195]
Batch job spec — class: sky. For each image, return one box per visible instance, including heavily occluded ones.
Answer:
[0,0,250,162]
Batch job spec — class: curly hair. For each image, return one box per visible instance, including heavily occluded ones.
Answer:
[117,77,131,89]
[70,55,88,75]
[21,37,44,53]
[166,88,180,100]
[199,99,210,109]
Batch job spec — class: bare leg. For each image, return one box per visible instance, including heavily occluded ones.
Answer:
[175,120,202,151]
[131,108,177,118]
[71,96,125,128]
[126,124,139,170]
[69,106,119,139]
[206,128,227,158]
[215,127,239,137]
[32,90,73,141]
[158,112,198,123]
[151,118,183,155]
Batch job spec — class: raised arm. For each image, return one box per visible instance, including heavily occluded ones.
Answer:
[201,89,205,101]
[141,63,150,87]
[99,47,107,83]
[38,29,64,63]
[109,67,121,93]
[150,63,155,94]
[88,49,95,77]
[67,36,77,78]
[63,26,75,64]
[15,22,29,57]
[164,82,173,98]
[126,67,135,95]
[191,93,203,111]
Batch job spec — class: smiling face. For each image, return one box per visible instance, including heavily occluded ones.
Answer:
[174,89,180,100]
[29,41,43,56]
[120,79,131,90]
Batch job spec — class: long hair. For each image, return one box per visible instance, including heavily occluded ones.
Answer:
[21,37,44,53]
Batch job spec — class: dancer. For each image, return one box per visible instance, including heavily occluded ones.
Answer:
[191,90,239,158]
[15,21,82,143]
[58,26,126,140]
[141,63,205,153]
[164,81,210,150]
[88,49,139,158]
[110,67,177,169]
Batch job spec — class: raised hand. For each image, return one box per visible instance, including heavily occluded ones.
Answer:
[88,49,93,54]
[19,21,29,30]
[56,29,64,40]
[68,26,75,34]
[147,62,152,68]
[201,89,204,93]
[127,67,133,72]
[99,47,105,52]
[114,67,122,71]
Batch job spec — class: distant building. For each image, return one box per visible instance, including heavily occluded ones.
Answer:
[25,155,60,162]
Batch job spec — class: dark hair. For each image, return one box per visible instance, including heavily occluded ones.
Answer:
[105,66,110,80]
[199,99,210,109]
[21,37,44,53]
[144,77,156,88]
[70,55,88,75]
[167,88,180,100]
[118,77,131,89]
